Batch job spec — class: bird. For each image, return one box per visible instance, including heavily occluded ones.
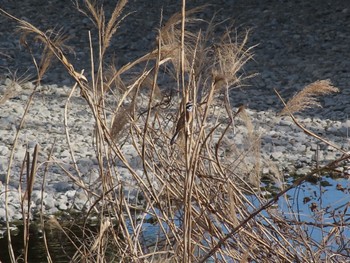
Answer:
[170,101,193,145]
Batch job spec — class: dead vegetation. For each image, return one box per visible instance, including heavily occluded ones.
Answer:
[0,0,349,262]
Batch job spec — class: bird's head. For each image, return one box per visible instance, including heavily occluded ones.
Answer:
[186,102,193,112]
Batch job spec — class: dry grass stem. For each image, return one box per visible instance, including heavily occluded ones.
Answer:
[280,79,339,116]
[275,83,346,154]
[1,2,349,263]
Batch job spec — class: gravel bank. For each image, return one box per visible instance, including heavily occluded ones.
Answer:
[1,0,350,222]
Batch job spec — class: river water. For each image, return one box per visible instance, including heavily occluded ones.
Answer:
[0,175,349,262]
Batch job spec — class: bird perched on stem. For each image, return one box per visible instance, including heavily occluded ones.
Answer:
[170,101,193,145]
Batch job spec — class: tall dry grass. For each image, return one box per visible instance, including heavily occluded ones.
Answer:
[0,0,349,262]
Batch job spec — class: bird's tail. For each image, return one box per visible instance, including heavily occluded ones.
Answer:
[170,132,179,145]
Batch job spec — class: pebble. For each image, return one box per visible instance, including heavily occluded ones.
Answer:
[65,190,76,199]
[53,182,73,192]
[31,190,47,204]
[271,151,283,161]
[0,208,6,221]
[295,168,310,176]
[57,202,68,211]
[43,196,56,210]
[56,195,69,211]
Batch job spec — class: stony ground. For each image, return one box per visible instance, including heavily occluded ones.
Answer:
[1,0,350,114]
[1,0,350,221]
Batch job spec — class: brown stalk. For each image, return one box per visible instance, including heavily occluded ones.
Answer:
[275,83,345,154]
[279,79,339,116]
[0,72,40,263]
[23,144,38,262]
[198,155,347,262]
[4,1,346,261]
[40,142,57,263]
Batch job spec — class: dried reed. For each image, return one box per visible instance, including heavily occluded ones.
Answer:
[1,1,349,262]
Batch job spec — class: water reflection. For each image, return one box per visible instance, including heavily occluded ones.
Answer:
[0,175,348,262]
[0,221,79,263]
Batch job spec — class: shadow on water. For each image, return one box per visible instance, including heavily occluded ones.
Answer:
[0,221,80,263]
[0,214,161,263]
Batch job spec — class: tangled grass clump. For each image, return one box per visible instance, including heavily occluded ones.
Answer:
[0,1,349,262]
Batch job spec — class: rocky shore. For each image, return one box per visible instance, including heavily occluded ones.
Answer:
[1,0,350,222]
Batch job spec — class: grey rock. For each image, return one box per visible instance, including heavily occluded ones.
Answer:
[56,194,69,211]
[295,168,310,176]
[65,190,76,199]
[53,182,72,192]
[47,207,59,215]
[31,190,46,205]
[0,208,6,221]
[271,151,283,160]
[262,167,270,175]
[43,196,56,209]
[294,143,306,152]
[57,203,68,211]
[0,146,9,156]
